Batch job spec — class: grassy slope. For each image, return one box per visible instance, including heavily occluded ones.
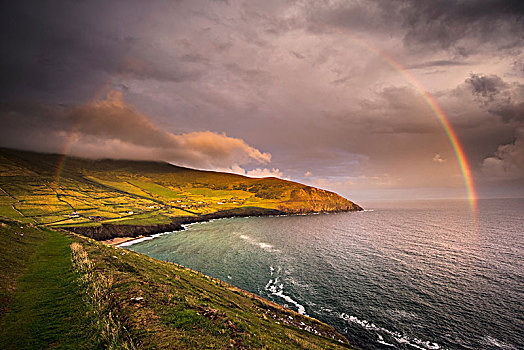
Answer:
[0,148,361,229]
[0,220,99,349]
[0,218,356,349]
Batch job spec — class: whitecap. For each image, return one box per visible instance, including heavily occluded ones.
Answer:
[483,336,517,350]
[117,231,173,247]
[377,334,396,347]
[264,275,307,315]
[339,313,441,350]
[239,234,277,251]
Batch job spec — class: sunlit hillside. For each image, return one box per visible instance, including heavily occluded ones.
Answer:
[0,148,361,229]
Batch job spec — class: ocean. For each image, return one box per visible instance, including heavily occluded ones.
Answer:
[123,198,523,349]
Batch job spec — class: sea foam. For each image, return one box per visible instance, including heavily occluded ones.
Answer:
[338,313,441,350]
[264,274,307,315]
[117,231,173,247]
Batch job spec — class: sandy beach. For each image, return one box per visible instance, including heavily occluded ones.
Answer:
[102,236,143,246]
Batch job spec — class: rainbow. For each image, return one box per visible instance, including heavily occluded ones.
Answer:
[52,134,76,187]
[51,37,478,212]
[346,37,477,212]
[52,78,116,186]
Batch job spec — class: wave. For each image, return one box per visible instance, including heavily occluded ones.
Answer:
[377,334,395,347]
[482,336,517,350]
[264,275,307,315]
[180,221,204,230]
[239,234,276,251]
[338,313,441,350]
[117,231,173,247]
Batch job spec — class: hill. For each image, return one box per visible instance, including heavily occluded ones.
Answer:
[0,147,361,240]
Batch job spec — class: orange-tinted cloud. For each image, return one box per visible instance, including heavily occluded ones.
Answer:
[0,91,271,170]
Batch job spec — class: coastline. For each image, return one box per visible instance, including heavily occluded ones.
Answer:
[82,206,363,245]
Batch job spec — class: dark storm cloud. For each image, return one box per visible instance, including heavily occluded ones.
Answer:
[464,73,524,123]
[466,74,507,99]
[303,0,524,55]
[0,1,131,100]
[482,128,524,179]
[0,0,210,102]
[399,0,524,52]
[443,73,524,180]
[1,0,523,199]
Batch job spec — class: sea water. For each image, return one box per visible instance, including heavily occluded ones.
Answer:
[125,198,523,349]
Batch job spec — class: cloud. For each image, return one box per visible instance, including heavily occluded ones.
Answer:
[0,91,271,169]
[407,60,469,69]
[466,73,506,100]
[226,165,283,178]
[299,0,524,56]
[1,1,523,200]
[481,128,524,179]
[398,0,524,53]
[463,73,524,123]
[246,168,283,178]
[455,73,524,181]
[433,154,445,163]
[345,86,440,134]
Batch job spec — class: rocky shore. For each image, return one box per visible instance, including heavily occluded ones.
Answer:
[64,206,361,241]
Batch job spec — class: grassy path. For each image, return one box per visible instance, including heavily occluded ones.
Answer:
[0,222,96,349]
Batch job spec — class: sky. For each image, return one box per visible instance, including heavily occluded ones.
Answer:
[1,0,523,203]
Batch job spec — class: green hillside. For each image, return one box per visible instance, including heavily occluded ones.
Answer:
[0,218,356,349]
[0,148,361,233]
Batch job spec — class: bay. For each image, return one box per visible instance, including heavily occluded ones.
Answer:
[125,198,524,350]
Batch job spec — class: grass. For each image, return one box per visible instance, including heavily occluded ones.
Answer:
[0,221,99,349]
[0,220,46,310]
[70,241,135,349]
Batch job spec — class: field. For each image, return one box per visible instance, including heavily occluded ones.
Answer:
[0,148,360,229]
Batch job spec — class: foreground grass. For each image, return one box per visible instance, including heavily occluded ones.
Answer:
[0,220,99,349]
[0,218,356,349]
